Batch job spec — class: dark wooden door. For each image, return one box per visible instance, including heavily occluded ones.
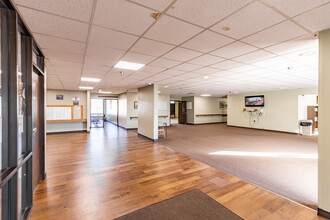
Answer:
[178,101,187,124]
[170,103,175,116]
[32,71,41,191]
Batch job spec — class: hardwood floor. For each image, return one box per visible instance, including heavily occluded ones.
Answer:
[30,123,322,219]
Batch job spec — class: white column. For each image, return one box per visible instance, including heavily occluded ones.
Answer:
[318,28,330,216]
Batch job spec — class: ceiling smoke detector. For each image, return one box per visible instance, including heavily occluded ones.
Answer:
[222,26,230,31]
[150,12,161,20]
[120,71,124,75]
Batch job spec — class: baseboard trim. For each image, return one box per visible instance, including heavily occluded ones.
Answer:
[318,208,330,219]
[138,133,158,142]
[47,130,87,134]
[227,125,298,135]
[186,122,226,125]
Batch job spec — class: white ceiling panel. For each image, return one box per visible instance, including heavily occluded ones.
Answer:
[33,33,86,54]
[173,63,202,71]
[242,21,308,48]
[14,0,94,22]
[129,0,173,11]
[233,50,276,63]
[121,52,156,64]
[210,60,243,70]
[149,58,182,68]
[89,26,138,50]
[83,63,111,73]
[18,6,89,42]
[262,0,329,17]
[192,67,218,74]
[210,41,258,58]
[43,49,84,63]
[86,44,125,60]
[138,65,166,73]
[211,1,285,39]
[167,0,253,28]
[265,35,318,55]
[182,30,234,53]
[144,15,203,45]
[162,47,203,62]
[84,56,116,67]
[93,0,154,35]
[293,3,330,33]
[188,54,225,66]
[131,38,175,56]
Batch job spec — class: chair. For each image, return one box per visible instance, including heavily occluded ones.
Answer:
[158,123,167,138]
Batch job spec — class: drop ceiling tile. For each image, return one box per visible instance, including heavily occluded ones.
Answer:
[293,3,330,33]
[210,41,258,58]
[121,52,156,64]
[233,50,276,63]
[241,21,308,48]
[130,0,173,11]
[131,38,175,57]
[211,1,285,39]
[149,58,182,68]
[209,60,243,70]
[188,54,225,66]
[161,69,186,76]
[86,44,125,60]
[265,35,318,55]
[263,0,329,17]
[167,0,253,28]
[192,67,218,74]
[18,6,89,41]
[139,65,166,73]
[173,63,202,71]
[83,63,110,73]
[89,26,138,50]
[162,47,203,62]
[93,0,154,35]
[43,49,84,63]
[33,33,86,54]
[15,0,93,22]
[182,30,234,53]
[85,56,117,67]
[144,15,203,45]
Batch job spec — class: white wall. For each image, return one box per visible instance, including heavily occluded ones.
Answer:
[158,94,170,126]
[138,85,158,140]
[127,92,138,129]
[118,93,127,128]
[228,87,318,133]
[46,89,87,133]
[194,96,226,124]
[298,94,318,120]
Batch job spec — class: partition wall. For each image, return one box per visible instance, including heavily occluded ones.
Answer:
[0,1,45,219]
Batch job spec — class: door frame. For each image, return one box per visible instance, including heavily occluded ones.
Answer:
[178,101,187,124]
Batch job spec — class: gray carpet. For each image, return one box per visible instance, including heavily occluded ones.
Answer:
[159,124,318,208]
[113,189,243,220]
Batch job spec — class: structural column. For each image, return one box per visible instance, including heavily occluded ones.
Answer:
[87,91,91,132]
[318,28,330,218]
[138,84,158,141]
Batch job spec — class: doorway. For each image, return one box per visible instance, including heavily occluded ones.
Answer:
[170,100,179,124]
[178,101,187,124]
[105,99,118,125]
[91,99,104,128]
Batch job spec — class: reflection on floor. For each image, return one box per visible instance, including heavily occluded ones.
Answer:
[29,123,321,219]
[159,123,318,208]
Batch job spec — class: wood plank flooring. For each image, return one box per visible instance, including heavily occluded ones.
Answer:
[30,124,322,220]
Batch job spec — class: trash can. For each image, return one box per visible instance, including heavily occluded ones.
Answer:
[300,120,313,136]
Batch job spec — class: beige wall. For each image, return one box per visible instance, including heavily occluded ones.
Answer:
[127,92,138,129]
[194,96,226,124]
[46,89,87,133]
[227,87,317,133]
[138,85,158,140]
[318,29,330,213]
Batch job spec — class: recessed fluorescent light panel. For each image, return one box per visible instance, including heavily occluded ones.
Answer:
[79,86,93,90]
[114,61,145,70]
[201,94,211,97]
[81,77,101,82]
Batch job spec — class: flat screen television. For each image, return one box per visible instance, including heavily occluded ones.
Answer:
[245,95,264,107]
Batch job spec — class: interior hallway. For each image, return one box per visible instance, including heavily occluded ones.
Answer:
[159,124,318,208]
[30,122,320,219]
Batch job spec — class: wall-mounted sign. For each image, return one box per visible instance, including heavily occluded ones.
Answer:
[56,95,63,100]
[72,96,80,105]
[134,101,138,109]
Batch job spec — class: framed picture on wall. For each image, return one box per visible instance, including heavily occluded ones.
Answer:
[56,95,63,100]
[134,101,138,109]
